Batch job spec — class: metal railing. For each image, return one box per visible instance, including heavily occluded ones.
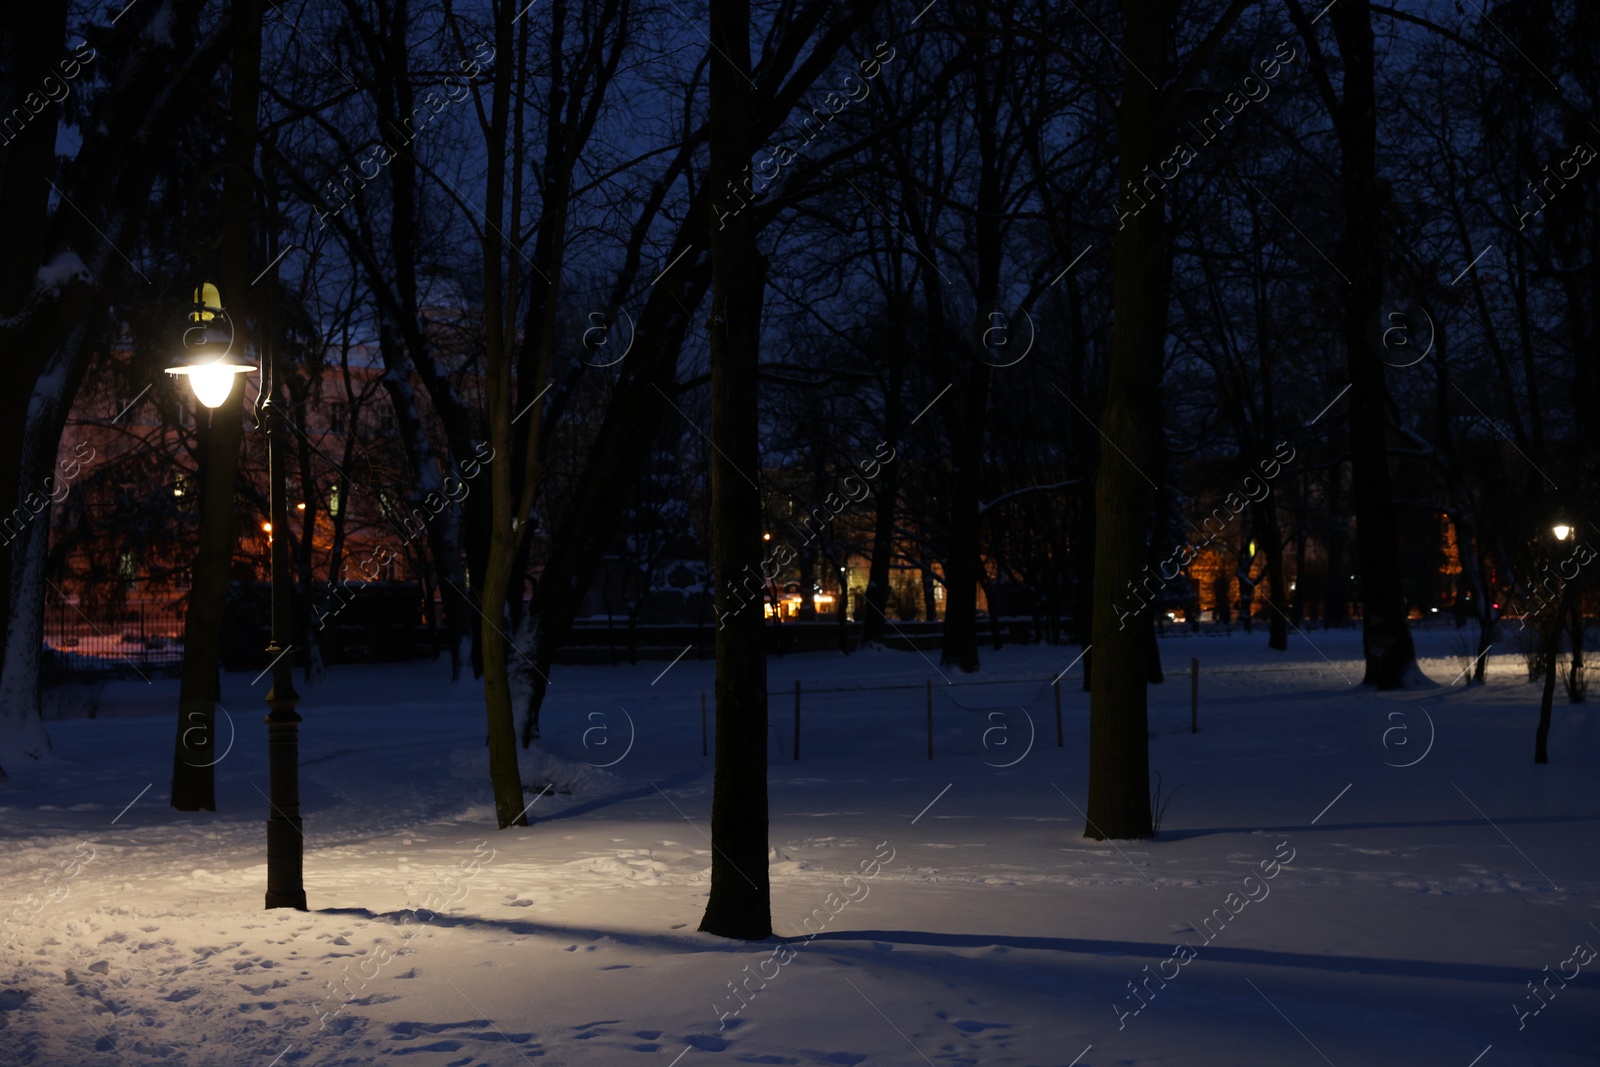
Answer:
[43,581,187,681]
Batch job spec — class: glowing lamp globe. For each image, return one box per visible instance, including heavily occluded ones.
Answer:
[1553,523,1572,542]
[177,359,250,408]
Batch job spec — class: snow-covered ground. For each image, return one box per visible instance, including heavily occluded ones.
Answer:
[2,626,1597,1066]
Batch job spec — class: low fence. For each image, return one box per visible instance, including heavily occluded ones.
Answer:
[40,591,1071,678]
[41,579,440,681]
[553,616,1051,664]
[219,581,438,671]
[42,581,187,682]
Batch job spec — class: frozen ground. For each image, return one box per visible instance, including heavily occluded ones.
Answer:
[1,625,1597,1066]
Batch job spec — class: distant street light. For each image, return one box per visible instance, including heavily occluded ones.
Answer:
[1553,523,1572,542]
[169,280,306,910]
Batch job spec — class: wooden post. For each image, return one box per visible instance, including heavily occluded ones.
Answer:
[926,678,933,759]
[793,679,801,760]
[1190,657,1199,733]
[701,691,708,756]
[1054,679,1063,747]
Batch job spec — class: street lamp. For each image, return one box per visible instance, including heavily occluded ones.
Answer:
[1533,514,1577,765]
[167,280,306,910]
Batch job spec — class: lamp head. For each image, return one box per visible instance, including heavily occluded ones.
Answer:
[166,282,255,408]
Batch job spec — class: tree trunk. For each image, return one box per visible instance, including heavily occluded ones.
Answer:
[1074,484,1095,691]
[699,0,771,941]
[796,541,816,620]
[0,334,84,774]
[477,1,528,828]
[861,450,900,643]
[173,0,264,810]
[289,371,323,685]
[1253,496,1289,650]
[836,558,851,653]
[1291,498,1307,624]
[1323,519,1349,626]
[478,543,526,826]
[1085,1,1169,841]
[941,453,986,672]
[0,3,70,687]
[860,344,904,646]
[1143,613,1163,684]
[938,19,1006,674]
[1565,596,1585,703]
[1534,590,1564,763]
[1328,0,1415,687]
[985,576,1004,651]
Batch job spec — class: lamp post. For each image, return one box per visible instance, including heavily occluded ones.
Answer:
[167,283,306,909]
[1533,519,1573,764]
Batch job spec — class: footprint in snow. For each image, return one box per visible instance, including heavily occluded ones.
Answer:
[191,941,244,961]
[239,981,281,996]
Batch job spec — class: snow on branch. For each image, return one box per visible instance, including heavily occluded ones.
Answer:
[978,479,1079,515]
